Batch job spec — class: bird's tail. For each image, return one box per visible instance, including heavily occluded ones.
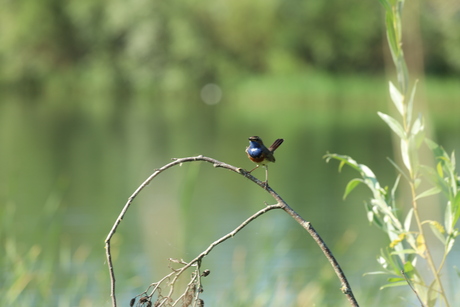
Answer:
[268,139,284,152]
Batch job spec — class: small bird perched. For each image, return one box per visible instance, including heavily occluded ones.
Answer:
[246,136,284,187]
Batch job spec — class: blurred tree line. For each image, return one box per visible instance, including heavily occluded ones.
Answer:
[0,0,459,97]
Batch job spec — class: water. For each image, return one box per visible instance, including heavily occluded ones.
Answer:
[1,74,459,306]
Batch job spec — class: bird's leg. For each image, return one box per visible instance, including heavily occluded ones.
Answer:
[263,165,269,189]
[247,165,260,173]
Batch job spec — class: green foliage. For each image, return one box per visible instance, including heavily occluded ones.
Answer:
[326,0,458,306]
[0,202,108,306]
[0,0,458,96]
[326,91,458,306]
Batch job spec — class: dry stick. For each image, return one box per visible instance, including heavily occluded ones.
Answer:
[160,204,281,307]
[105,155,359,307]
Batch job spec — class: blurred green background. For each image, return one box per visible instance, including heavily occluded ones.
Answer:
[1,0,459,306]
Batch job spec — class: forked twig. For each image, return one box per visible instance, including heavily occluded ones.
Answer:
[105,155,359,307]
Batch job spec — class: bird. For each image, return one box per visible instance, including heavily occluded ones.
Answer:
[246,136,284,187]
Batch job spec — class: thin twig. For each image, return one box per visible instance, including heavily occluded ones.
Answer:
[401,270,425,307]
[158,204,282,306]
[105,155,359,307]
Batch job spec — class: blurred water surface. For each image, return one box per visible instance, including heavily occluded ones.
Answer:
[1,74,460,306]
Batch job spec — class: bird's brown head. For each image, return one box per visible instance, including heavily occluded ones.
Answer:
[248,136,263,144]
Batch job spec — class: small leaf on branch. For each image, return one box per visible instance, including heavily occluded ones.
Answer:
[406,80,418,124]
[389,81,404,116]
[343,179,363,199]
[380,280,407,289]
[404,208,413,232]
[415,186,441,200]
[378,112,406,139]
[400,139,412,173]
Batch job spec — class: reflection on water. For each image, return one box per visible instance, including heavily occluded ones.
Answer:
[1,75,459,306]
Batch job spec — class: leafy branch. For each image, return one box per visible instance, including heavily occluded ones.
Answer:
[325,1,458,306]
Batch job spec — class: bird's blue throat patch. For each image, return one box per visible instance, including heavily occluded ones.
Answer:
[247,142,263,158]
